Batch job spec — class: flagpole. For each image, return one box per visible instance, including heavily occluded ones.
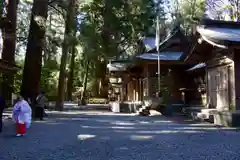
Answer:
[155,16,161,95]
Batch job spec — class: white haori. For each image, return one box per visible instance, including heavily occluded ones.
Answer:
[12,100,32,128]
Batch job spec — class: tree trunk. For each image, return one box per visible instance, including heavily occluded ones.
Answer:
[99,62,108,98]
[56,0,76,111]
[66,45,76,101]
[21,0,48,102]
[66,19,77,101]
[1,0,18,106]
[81,60,90,105]
[43,13,52,65]
[99,0,110,98]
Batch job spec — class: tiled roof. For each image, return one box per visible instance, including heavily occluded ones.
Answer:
[136,52,183,61]
[187,63,206,71]
[197,26,240,42]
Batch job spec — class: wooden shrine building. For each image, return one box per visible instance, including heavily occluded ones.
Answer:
[107,26,193,112]
[184,19,240,126]
[135,26,191,102]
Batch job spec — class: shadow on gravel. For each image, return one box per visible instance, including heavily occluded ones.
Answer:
[1,110,240,160]
[38,111,240,137]
[1,110,239,142]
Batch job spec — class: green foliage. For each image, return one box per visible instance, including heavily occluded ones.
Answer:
[13,0,167,101]
[41,65,59,98]
[171,0,205,35]
[13,70,23,94]
[78,0,160,96]
[15,1,32,59]
[13,60,24,94]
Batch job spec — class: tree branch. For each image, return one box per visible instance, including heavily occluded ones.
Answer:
[48,3,64,17]
[48,0,60,5]
[116,37,130,47]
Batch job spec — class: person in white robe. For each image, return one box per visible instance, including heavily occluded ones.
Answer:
[12,95,32,137]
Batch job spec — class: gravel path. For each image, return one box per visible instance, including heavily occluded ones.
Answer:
[1,110,240,160]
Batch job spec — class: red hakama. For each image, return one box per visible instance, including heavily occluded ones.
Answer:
[16,123,26,135]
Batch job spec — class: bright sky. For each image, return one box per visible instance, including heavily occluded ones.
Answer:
[205,0,233,21]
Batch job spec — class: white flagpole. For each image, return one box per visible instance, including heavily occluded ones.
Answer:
[155,15,161,95]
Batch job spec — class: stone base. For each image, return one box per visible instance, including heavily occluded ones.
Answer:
[110,101,142,113]
[214,110,240,127]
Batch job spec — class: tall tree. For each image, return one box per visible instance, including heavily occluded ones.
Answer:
[79,0,158,100]
[21,0,48,101]
[1,0,18,105]
[66,40,77,101]
[205,0,240,21]
[81,59,89,104]
[56,0,76,111]
[172,0,205,35]
[228,0,240,21]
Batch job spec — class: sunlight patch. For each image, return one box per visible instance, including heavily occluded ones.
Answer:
[189,123,216,127]
[111,126,135,129]
[175,127,219,130]
[95,120,111,123]
[138,121,150,124]
[116,147,129,150]
[81,125,94,129]
[130,135,153,141]
[81,125,135,129]
[177,127,238,130]
[111,121,135,126]
[58,117,86,121]
[153,120,173,123]
[77,134,96,140]
[34,16,47,28]
[138,130,203,134]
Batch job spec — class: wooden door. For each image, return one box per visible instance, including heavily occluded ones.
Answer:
[217,66,229,109]
[142,78,148,97]
[207,66,229,109]
[208,68,217,108]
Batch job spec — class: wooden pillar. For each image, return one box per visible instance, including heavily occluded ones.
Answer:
[133,79,135,101]
[120,87,123,102]
[206,67,210,107]
[129,80,133,101]
[127,82,130,101]
[132,80,135,101]
[228,64,235,108]
[142,63,150,97]
[136,79,139,101]
[234,50,240,110]
[125,82,128,101]
[135,79,140,101]
[139,78,143,101]
[145,64,148,96]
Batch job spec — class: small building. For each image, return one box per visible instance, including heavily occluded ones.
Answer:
[136,26,190,103]
[107,26,192,112]
[185,19,240,126]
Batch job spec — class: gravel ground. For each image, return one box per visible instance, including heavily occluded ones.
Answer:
[1,110,240,160]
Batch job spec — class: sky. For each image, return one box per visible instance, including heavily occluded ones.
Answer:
[205,0,235,21]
